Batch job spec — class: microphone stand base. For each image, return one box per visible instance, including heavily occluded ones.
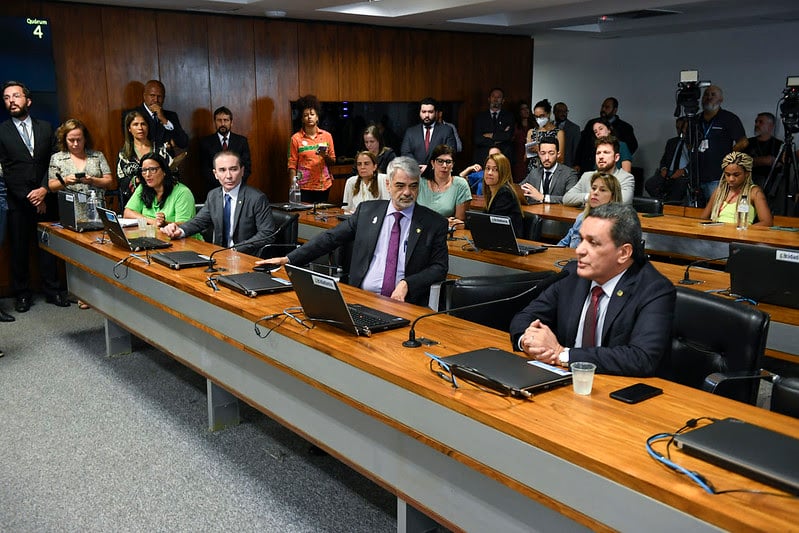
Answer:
[402,339,423,348]
[678,279,703,285]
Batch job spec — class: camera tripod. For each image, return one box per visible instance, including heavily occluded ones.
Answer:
[762,128,798,217]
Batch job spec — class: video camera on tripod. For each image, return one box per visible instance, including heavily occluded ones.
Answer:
[779,76,799,134]
[674,70,711,117]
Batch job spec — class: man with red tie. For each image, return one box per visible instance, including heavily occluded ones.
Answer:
[400,98,457,173]
[258,156,448,306]
[510,203,675,376]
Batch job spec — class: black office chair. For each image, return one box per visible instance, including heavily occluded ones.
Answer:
[438,271,555,331]
[771,376,799,418]
[657,287,770,404]
[521,212,542,241]
[632,196,663,214]
[257,210,300,259]
[632,166,645,196]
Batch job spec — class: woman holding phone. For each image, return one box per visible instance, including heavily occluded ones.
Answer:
[288,94,336,204]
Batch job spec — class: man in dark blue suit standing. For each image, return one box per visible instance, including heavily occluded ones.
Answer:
[125,80,188,153]
[0,80,68,312]
[473,87,514,165]
[510,203,675,376]
[199,106,252,199]
[257,156,448,306]
[401,97,456,172]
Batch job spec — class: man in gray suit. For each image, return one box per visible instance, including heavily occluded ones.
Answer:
[553,102,581,168]
[257,156,448,306]
[519,137,579,204]
[161,151,275,255]
[401,97,456,171]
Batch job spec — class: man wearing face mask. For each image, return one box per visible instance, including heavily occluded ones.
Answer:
[644,118,691,202]
[696,85,748,204]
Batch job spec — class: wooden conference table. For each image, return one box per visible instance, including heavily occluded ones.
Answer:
[297,210,799,361]
[39,223,799,532]
[522,203,799,258]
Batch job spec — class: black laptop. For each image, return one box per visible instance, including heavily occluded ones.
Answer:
[285,264,410,336]
[58,190,104,232]
[97,206,172,252]
[674,417,799,495]
[727,242,799,309]
[216,272,293,297]
[466,211,546,256]
[151,250,212,270]
[442,347,572,395]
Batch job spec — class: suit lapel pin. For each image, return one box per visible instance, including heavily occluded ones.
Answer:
[416,228,421,234]
[372,216,378,224]
[616,290,624,297]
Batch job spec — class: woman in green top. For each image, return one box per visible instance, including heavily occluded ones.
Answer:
[124,153,197,230]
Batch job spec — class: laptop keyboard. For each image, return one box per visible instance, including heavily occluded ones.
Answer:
[129,237,169,249]
[347,304,401,327]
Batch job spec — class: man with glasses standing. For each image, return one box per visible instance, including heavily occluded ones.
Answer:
[257,156,448,306]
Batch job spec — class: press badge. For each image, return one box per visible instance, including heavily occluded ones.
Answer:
[699,139,709,152]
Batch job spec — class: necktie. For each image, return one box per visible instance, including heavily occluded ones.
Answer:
[543,170,552,195]
[20,122,33,155]
[222,137,228,151]
[492,112,498,126]
[424,126,431,153]
[152,112,158,123]
[223,193,231,247]
[381,212,403,297]
[581,286,604,348]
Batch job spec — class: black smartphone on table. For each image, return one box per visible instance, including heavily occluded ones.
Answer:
[610,383,663,404]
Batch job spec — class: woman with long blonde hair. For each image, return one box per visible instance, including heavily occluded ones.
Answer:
[482,152,522,235]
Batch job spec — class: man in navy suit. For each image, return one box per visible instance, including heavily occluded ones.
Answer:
[473,87,514,165]
[258,156,448,306]
[161,151,274,255]
[510,203,675,376]
[401,97,456,171]
[199,106,252,199]
[124,80,188,152]
[0,80,68,312]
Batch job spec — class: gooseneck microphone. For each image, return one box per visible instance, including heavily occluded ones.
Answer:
[679,255,728,285]
[55,172,85,195]
[205,214,298,272]
[402,269,569,348]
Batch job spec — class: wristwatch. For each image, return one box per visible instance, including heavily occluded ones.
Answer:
[558,347,570,367]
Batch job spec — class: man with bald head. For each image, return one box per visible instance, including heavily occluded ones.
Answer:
[124,79,188,152]
[696,85,747,204]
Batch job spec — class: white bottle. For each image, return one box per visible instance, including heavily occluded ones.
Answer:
[736,194,749,230]
[87,190,99,222]
[289,176,302,206]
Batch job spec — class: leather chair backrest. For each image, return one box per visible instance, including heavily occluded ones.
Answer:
[632,196,663,214]
[439,271,555,331]
[271,210,299,246]
[771,376,799,419]
[659,287,770,404]
[521,212,542,241]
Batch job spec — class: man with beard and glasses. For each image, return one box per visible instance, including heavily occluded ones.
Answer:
[695,85,747,204]
[256,156,448,305]
[0,80,68,313]
[199,106,252,199]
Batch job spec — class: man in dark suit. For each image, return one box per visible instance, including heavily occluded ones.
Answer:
[472,87,514,164]
[574,97,638,172]
[645,118,690,202]
[510,203,675,376]
[257,156,448,306]
[0,80,68,312]
[401,97,456,171]
[199,106,251,199]
[519,137,579,204]
[553,102,581,168]
[123,80,188,152]
[161,151,274,255]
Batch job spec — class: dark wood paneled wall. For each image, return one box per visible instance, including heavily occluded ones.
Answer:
[1,0,532,294]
